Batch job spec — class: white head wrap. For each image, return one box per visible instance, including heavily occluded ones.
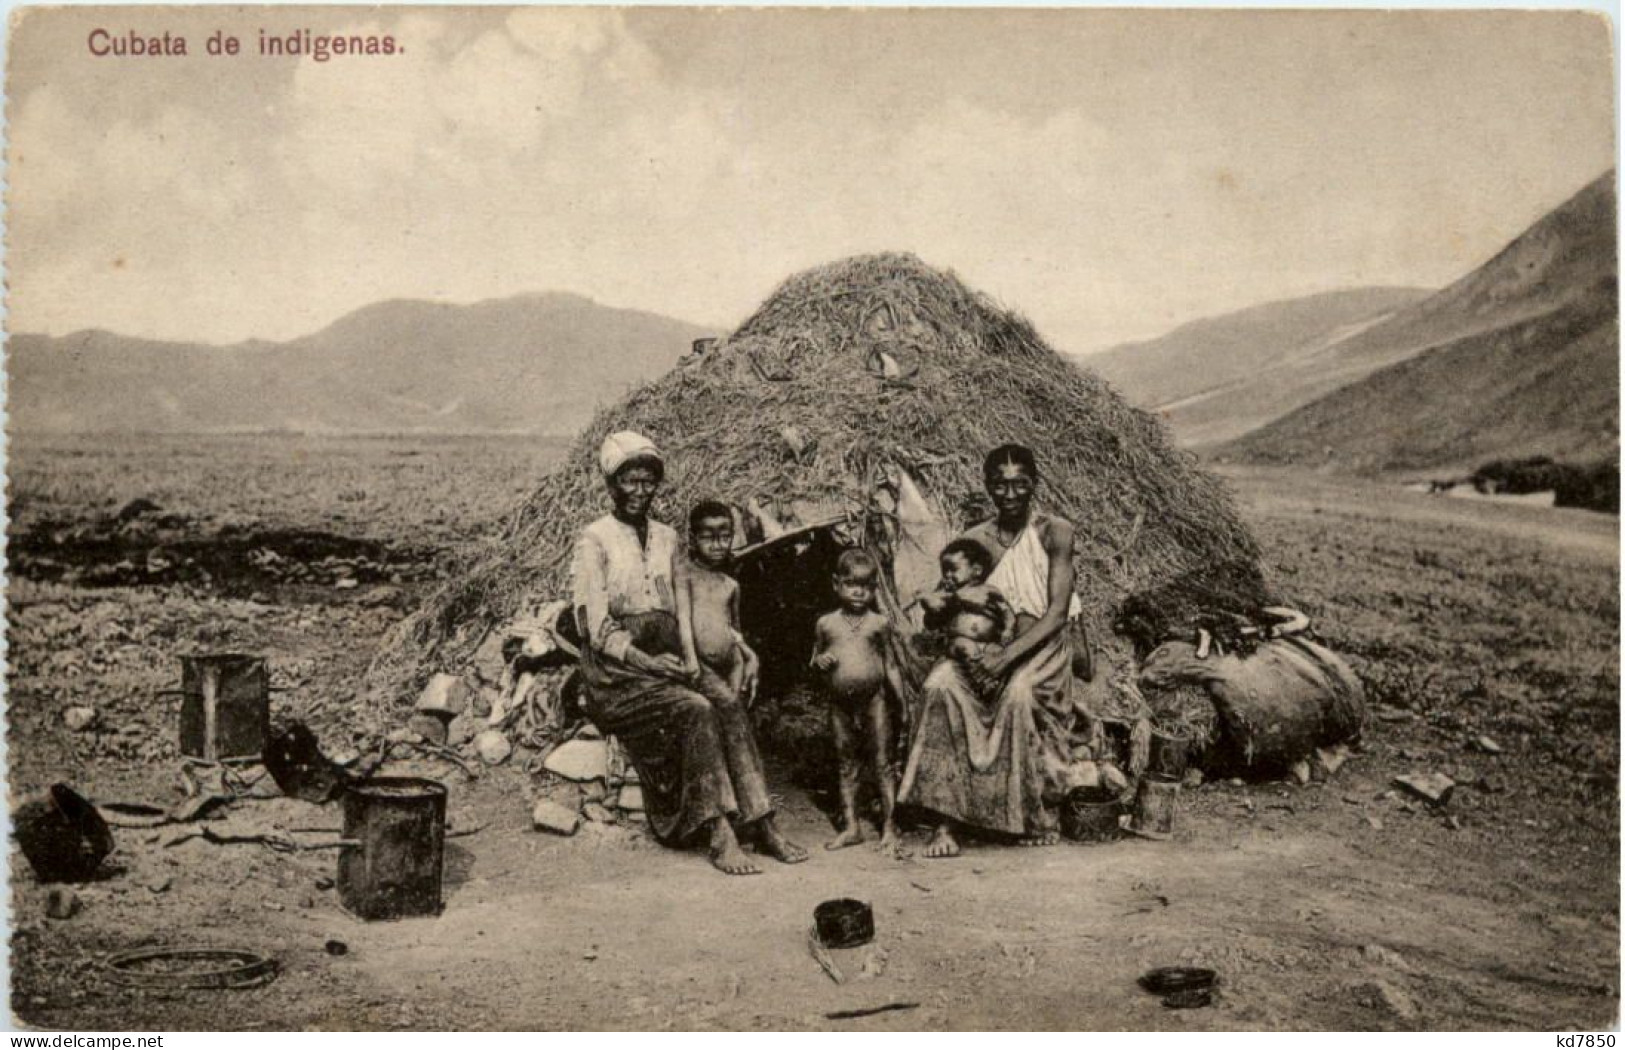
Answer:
[598,431,663,480]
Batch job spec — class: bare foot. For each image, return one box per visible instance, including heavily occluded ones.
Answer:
[825,824,865,851]
[708,820,761,876]
[924,824,961,859]
[755,817,809,864]
[1019,831,1061,847]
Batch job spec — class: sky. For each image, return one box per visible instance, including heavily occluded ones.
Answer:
[5,7,1616,355]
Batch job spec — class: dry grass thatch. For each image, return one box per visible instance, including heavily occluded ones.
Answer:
[366,252,1266,705]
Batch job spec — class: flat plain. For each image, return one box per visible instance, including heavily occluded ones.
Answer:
[6,434,1617,1030]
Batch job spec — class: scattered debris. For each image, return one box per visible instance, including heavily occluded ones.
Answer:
[1359,945,1412,972]
[104,946,279,990]
[407,713,450,748]
[62,707,99,732]
[97,801,171,829]
[1348,978,1418,1021]
[475,729,513,766]
[826,1001,919,1021]
[16,784,116,883]
[446,712,479,748]
[807,927,846,985]
[582,802,616,824]
[167,794,233,824]
[1139,967,1217,996]
[415,673,470,717]
[1162,987,1214,1009]
[45,888,81,920]
[543,739,610,782]
[360,585,404,608]
[531,799,581,836]
[1313,744,1351,777]
[262,722,353,804]
[860,945,889,979]
[815,899,875,949]
[1393,773,1455,806]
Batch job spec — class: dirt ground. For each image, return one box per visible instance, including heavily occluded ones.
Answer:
[6,437,1619,1031]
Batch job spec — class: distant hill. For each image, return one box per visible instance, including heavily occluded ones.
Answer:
[1225,171,1618,473]
[1086,286,1431,445]
[8,293,712,435]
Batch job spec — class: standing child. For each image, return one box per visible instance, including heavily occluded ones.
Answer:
[676,501,759,705]
[811,549,906,854]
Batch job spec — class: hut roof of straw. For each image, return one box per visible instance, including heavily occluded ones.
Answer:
[366,253,1265,704]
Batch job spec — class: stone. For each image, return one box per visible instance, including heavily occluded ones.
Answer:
[1393,773,1455,806]
[334,578,360,591]
[470,632,511,687]
[147,876,172,894]
[1469,735,1503,755]
[1289,759,1311,785]
[445,711,479,748]
[1313,744,1351,777]
[45,888,80,919]
[531,799,581,836]
[62,707,98,732]
[475,729,512,766]
[360,585,404,607]
[415,673,470,716]
[1182,768,1205,789]
[1363,815,1384,831]
[617,784,645,812]
[315,876,335,890]
[407,712,450,747]
[1099,763,1130,795]
[1359,944,1412,972]
[1060,760,1100,791]
[580,779,609,803]
[544,739,610,782]
[1349,979,1417,1021]
[583,802,617,824]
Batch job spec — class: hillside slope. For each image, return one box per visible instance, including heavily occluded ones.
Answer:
[1226,172,1618,472]
[8,294,711,435]
[1086,287,1430,445]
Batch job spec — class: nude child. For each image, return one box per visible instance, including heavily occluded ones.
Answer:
[810,548,906,855]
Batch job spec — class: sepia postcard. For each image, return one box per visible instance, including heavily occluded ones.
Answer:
[3,5,1618,1034]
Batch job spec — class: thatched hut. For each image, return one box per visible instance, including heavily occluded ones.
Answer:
[365,253,1267,734]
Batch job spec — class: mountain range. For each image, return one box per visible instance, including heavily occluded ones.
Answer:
[10,171,1616,474]
[8,293,712,435]
[1086,286,1432,446]
[1223,171,1617,472]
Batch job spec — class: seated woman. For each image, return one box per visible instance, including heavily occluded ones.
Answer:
[570,431,806,875]
[898,444,1078,856]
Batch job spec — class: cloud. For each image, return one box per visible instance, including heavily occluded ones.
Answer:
[5,8,1613,353]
